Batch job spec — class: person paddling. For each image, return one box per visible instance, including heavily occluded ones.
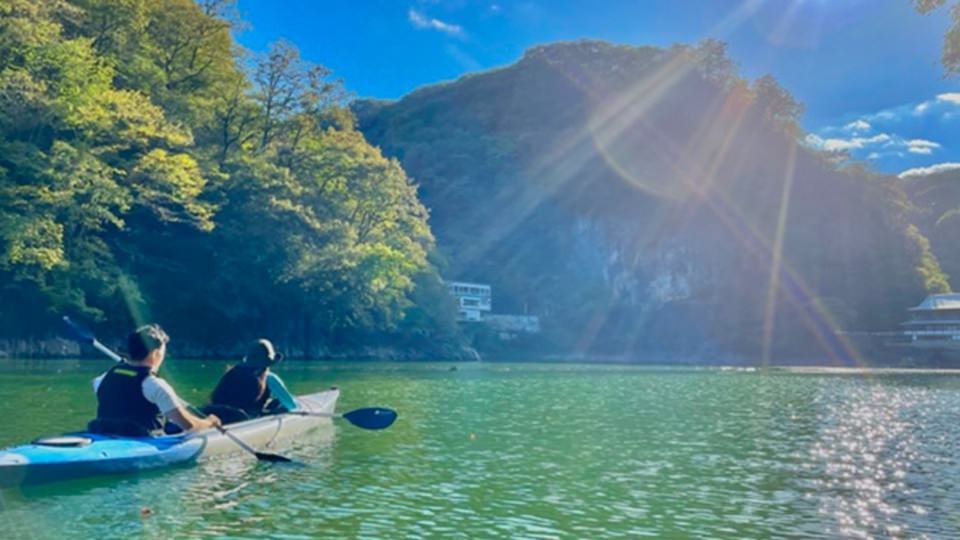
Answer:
[88,324,221,436]
[207,339,298,423]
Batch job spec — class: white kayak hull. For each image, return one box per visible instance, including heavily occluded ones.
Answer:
[188,388,339,458]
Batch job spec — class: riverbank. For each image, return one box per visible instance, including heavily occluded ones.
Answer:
[4,336,953,367]
[0,336,479,362]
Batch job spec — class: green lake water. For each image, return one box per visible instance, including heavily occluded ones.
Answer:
[3,360,960,539]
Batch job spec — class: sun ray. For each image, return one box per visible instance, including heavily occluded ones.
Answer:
[761,142,798,365]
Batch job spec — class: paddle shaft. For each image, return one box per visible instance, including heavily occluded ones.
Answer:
[288,406,397,430]
[289,411,342,419]
[216,425,256,453]
[62,316,123,362]
[91,340,123,363]
[212,425,293,462]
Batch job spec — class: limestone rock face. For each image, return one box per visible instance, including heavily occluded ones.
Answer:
[355,40,932,358]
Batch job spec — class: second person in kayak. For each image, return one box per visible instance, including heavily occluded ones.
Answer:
[207,339,298,423]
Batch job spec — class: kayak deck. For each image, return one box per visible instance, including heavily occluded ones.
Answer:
[188,387,339,458]
[0,388,339,488]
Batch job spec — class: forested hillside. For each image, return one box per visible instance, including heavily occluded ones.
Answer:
[0,0,460,357]
[3,1,951,362]
[355,40,948,360]
[901,169,960,288]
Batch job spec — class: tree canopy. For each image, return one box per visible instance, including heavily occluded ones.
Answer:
[0,0,456,356]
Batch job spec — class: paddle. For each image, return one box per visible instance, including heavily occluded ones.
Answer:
[289,407,398,430]
[60,316,296,463]
[213,425,294,463]
[61,316,124,363]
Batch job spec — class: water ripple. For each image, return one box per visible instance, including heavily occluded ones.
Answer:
[5,362,960,538]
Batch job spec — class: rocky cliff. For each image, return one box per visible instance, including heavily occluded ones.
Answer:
[354,40,939,360]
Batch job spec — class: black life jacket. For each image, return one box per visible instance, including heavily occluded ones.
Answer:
[209,365,271,418]
[92,363,164,435]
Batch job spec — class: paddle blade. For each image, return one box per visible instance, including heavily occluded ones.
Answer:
[254,451,297,464]
[343,407,397,430]
[61,316,95,345]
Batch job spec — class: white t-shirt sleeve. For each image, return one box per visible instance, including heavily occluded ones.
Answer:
[141,376,185,414]
[92,373,105,393]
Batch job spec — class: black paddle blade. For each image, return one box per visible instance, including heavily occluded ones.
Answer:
[254,451,297,463]
[343,407,398,430]
[61,316,95,345]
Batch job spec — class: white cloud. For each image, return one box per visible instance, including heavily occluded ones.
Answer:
[805,133,824,146]
[863,133,892,145]
[898,162,960,178]
[858,92,960,124]
[906,138,941,155]
[811,92,960,169]
[805,132,892,152]
[908,92,960,116]
[864,109,899,122]
[937,92,960,105]
[904,92,960,118]
[822,138,860,151]
[843,119,871,133]
[812,92,960,146]
[806,132,941,160]
[408,8,463,35]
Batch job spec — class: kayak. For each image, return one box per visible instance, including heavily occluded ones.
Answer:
[0,387,339,489]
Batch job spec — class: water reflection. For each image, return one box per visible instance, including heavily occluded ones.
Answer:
[0,424,336,540]
[5,363,960,539]
[804,379,960,539]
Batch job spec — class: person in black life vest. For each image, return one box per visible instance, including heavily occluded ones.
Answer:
[89,324,221,436]
[207,339,298,422]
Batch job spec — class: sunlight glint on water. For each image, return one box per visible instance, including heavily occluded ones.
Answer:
[3,361,960,539]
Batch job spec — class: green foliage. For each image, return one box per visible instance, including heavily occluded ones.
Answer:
[899,170,960,292]
[912,0,960,75]
[750,74,804,133]
[905,224,951,293]
[0,0,454,356]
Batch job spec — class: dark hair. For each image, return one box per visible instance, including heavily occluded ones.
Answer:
[127,324,170,361]
[242,338,282,367]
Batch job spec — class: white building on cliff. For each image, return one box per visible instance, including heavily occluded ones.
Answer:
[445,281,492,322]
[444,280,540,337]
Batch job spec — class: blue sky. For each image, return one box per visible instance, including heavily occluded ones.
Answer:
[234,0,959,176]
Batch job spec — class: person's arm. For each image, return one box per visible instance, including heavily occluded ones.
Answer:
[165,405,220,431]
[143,376,220,431]
[265,372,298,411]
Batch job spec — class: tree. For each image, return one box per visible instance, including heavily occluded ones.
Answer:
[912,0,960,75]
[751,74,804,133]
[0,0,211,322]
[0,1,453,356]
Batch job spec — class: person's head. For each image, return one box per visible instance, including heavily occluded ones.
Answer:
[242,338,283,371]
[127,324,170,366]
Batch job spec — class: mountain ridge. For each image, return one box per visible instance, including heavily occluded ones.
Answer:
[354,39,944,359]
